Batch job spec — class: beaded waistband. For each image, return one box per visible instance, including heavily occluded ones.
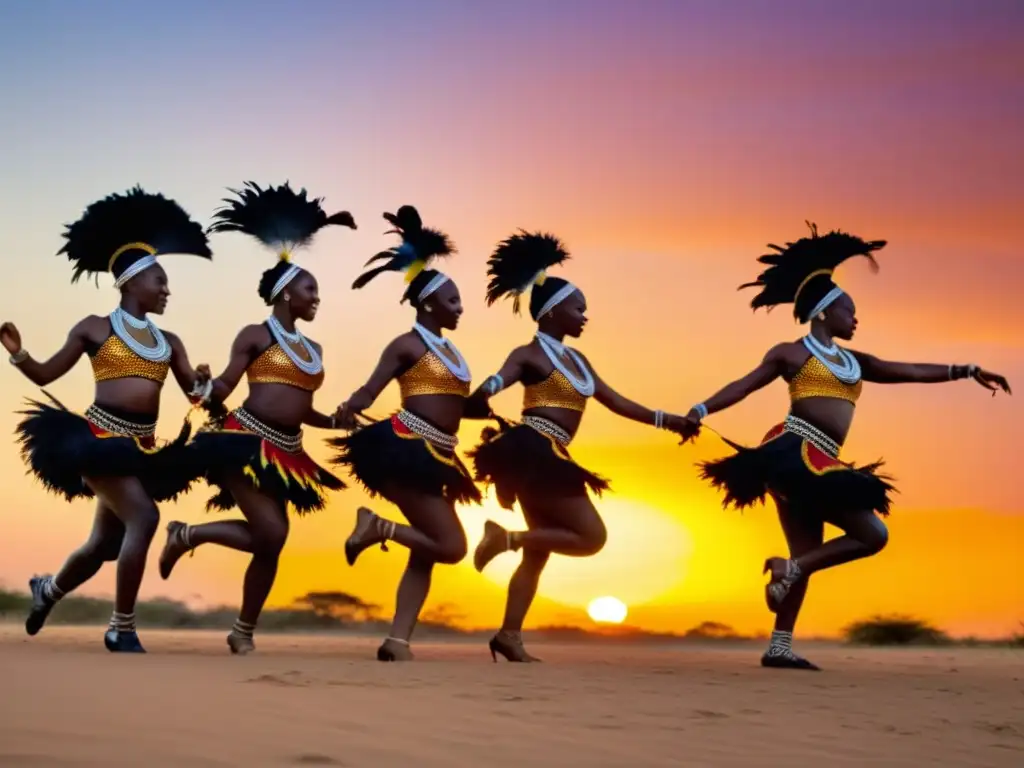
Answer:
[85,404,156,438]
[233,408,304,454]
[522,415,572,447]
[784,414,841,459]
[396,409,458,451]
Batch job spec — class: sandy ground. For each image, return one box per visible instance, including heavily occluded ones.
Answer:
[1,626,1021,767]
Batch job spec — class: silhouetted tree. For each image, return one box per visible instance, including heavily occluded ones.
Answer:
[292,591,381,623]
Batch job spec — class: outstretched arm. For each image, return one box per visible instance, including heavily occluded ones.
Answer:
[580,352,667,426]
[853,351,1011,393]
[687,344,789,422]
[165,331,210,401]
[302,343,343,429]
[1,319,93,387]
[338,336,414,425]
[206,325,264,405]
[464,347,530,420]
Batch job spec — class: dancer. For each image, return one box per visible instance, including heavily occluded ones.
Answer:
[330,205,481,662]
[0,187,212,652]
[157,182,355,654]
[465,231,688,662]
[687,223,1011,670]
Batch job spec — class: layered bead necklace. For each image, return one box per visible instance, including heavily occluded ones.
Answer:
[413,323,471,382]
[267,315,323,376]
[802,333,861,384]
[109,307,170,362]
[536,331,595,397]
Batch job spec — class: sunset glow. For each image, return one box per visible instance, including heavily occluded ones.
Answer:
[0,2,1020,641]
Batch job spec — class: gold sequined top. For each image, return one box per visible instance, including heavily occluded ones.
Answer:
[398,352,470,399]
[246,344,325,392]
[523,370,588,412]
[789,355,862,405]
[90,335,170,384]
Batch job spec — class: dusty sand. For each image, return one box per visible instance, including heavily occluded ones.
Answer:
[1,626,1021,767]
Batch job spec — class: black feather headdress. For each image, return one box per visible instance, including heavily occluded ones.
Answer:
[485,230,570,318]
[208,181,357,258]
[352,205,455,291]
[59,186,211,286]
[740,222,886,322]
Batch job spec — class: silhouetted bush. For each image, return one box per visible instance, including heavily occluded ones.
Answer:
[843,615,951,646]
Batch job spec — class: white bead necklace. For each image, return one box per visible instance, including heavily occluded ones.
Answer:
[267,315,323,376]
[802,334,861,384]
[535,331,595,397]
[109,308,170,363]
[413,323,471,382]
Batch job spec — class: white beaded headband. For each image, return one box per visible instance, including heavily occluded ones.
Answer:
[270,263,302,301]
[807,285,844,321]
[418,272,450,302]
[536,281,577,318]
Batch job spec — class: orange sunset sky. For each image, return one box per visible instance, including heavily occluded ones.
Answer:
[0,1,1021,638]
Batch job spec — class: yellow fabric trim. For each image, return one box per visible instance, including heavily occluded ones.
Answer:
[793,268,833,304]
[108,242,156,270]
[800,440,847,476]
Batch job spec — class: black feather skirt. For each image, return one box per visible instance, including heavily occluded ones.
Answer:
[466,417,610,510]
[328,412,481,507]
[188,408,345,515]
[15,397,198,503]
[698,420,896,516]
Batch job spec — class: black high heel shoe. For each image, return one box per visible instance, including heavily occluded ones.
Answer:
[488,631,541,663]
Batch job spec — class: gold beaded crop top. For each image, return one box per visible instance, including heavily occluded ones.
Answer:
[523,370,589,412]
[398,352,471,399]
[246,344,325,392]
[90,335,170,384]
[789,355,863,405]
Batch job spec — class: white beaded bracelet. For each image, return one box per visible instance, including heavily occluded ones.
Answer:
[692,403,709,420]
[8,349,28,366]
[653,409,665,428]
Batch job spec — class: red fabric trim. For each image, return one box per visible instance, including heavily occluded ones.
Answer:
[760,423,785,445]
[802,441,844,474]
[391,414,411,436]
[87,422,156,449]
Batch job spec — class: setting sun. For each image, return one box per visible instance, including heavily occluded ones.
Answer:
[587,596,628,624]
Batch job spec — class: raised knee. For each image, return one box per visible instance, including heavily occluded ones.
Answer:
[98,536,124,561]
[436,536,468,565]
[251,521,289,558]
[863,518,889,554]
[127,504,160,540]
[581,521,608,556]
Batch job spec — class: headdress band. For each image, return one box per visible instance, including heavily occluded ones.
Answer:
[537,282,577,318]
[108,242,157,271]
[418,272,450,302]
[793,268,832,303]
[270,263,302,301]
[113,254,159,289]
[807,285,845,322]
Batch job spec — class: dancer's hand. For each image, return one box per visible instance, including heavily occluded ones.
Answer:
[676,410,703,444]
[194,364,212,384]
[331,403,348,429]
[662,413,694,439]
[972,367,1011,396]
[338,390,369,429]
[0,322,22,355]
